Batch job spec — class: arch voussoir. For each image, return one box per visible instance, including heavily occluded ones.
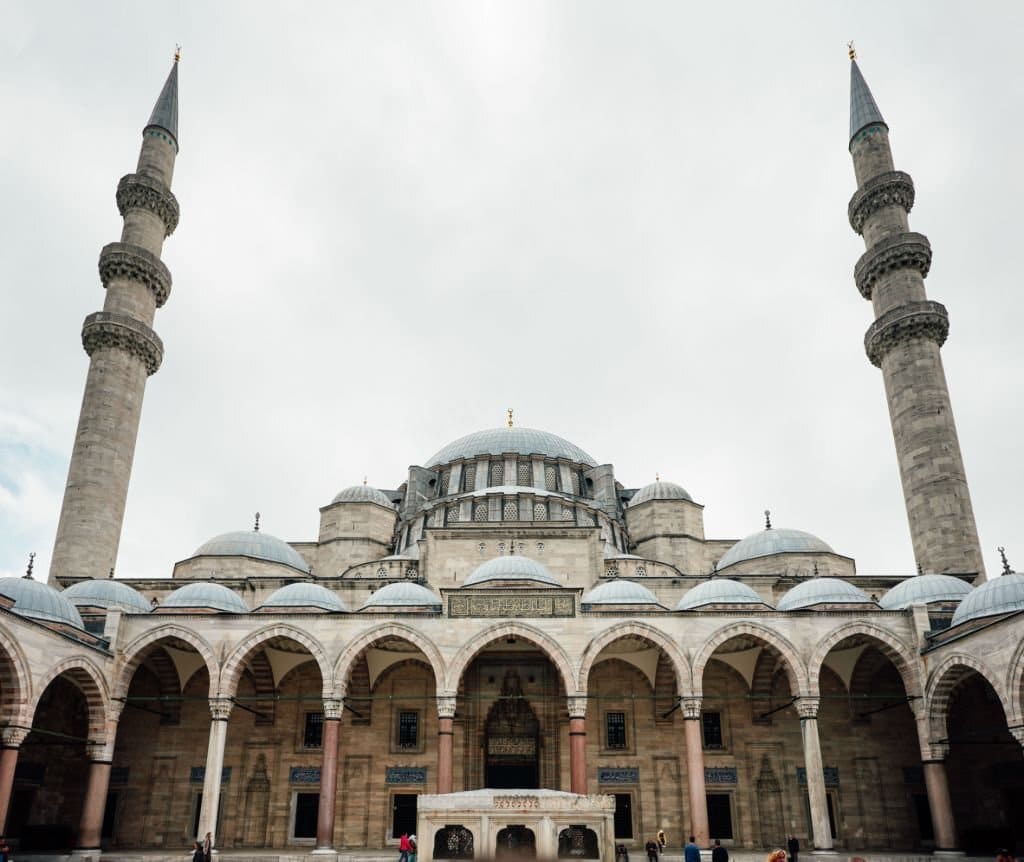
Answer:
[220,624,331,698]
[334,623,445,700]
[691,622,808,698]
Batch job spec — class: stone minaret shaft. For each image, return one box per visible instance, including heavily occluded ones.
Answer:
[48,59,180,584]
[847,59,984,579]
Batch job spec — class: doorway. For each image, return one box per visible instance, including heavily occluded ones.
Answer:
[706,794,733,840]
[392,794,418,839]
[485,670,540,789]
[613,794,633,839]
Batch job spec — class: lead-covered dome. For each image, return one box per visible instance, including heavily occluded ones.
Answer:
[582,580,660,606]
[192,530,310,573]
[951,573,1024,627]
[0,577,84,628]
[717,527,834,570]
[426,427,596,468]
[64,579,151,613]
[677,579,770,611]
[331,485,395,508]
[777,577,875,612]
[161,582,249,613]
[880,574,973,610]
[630,480,693,506]
[361,582,442,609]
[465,556,560,587]
[260,583,348,612]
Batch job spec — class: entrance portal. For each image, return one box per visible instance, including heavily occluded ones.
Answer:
[485,671,540,789]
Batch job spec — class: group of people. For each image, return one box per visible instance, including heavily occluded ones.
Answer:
[646,833,800,862]
[399,831,418,862]
[191,831,212,862]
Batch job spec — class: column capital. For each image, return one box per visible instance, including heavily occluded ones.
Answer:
[1,726,29,749]
[921,740,950,762]
[796,697,820,719]
[566,696,588,719]
[108,698,127,723]
[437,695,458,719]
[85,740,115,762]
[681,697,702,720]
[322,698,343,721]
[209,698,234,721]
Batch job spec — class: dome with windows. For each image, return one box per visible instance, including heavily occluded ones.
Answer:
[716,527,834,570]
[331,485,395,507]
[426,427,596,468]
[950,573,1024,627]
[260,583,348,612]
[629,479,693,506]
[777,577,876,612]
[465,555,560,587]
[192,530,310,573]
[160,582,249,613]
[0,577,84,628]
[64,578,151,613]
[360,582,442,609]
[879,574,973,610]
[582,580,660,606]
[677,579,770,611]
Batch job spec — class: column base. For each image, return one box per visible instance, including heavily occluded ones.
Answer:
[70,850,102,862]
[312,849,338,856]
[932,851,966,858]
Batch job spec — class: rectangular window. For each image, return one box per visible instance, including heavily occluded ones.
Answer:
[293,792,319,839]
[398,711,419,749]
[606,712,627,750]
[304,712,324,749]
[702,712,724,749]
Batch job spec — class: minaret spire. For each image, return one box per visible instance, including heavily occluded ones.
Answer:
[48,56,182,584]
[846,55,985,580]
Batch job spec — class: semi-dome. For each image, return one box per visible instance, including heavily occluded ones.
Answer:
[64,579,151,613]
[717,527,834,570]
[677,579,770,611]
[260,582,348,612]
[426,427,596,468]
[630,480,693,506]
[161,582,249,613]
[777,577,875,612]
[951,573,1024,627]
[361,582,442,609]
[465,555,560,587]
[0,577,84,628]
[879,574,973,610]
[582,580,660,606]
[331,485,395,507]
[192,530,310,573]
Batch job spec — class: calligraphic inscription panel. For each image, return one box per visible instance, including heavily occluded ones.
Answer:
[796,766,839,787]
[386,766,427,784]
[598,767,639,784]
[488,736,537,757]
[704,767,737,785]
[449,592,575,618]
[290,766,321,784]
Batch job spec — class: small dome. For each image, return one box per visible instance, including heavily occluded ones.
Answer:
[192,530,310,573]
[951,573,1024,627]
[717,527,834,570]
[161,582,249,613]
[360,582,442,609]
[629,480,693,506]
[677,579,770,611]
[880,575,973,610]
[465,556,559,587]
[582,580,660,606]
[426,427,596,468]
[64,579,151,613]
[0,577,84,628]
[260,583,348,612]
[331,485,395,508]
[777,577,875,612]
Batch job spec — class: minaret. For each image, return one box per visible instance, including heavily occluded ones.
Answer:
[48,54,181,584]
[846,50,985,579]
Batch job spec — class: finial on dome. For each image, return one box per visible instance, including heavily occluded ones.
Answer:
[507,408,514,428]
[655,473,660,482]
[24,552,35,580]
[813,561,819,577]
[999,546,1014,575]
[174,44,182,63]
[254,512,261,532]
[363,475,367,485]
[917,561,924,575]
[109,567,115,579]
[847,40,856,61]
[764,509,772,530]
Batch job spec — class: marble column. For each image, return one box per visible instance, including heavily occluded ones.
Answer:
[0,727,28,832]
[798,698,833,851]
[437,696,457,795]
[198,698,233,845]
[568,696,588,795]
[922,759,958,852]
[76,704,123,851]
[682,699,708,845]
[315,698,343,852]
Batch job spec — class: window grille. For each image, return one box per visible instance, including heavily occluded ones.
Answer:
[545,464,558,491]
[533,502,548,521]
[561,505,575,521]
[606,566,620,578]
[303,712,324,749]
[474,502,489,522]
[398,711,419,749]
[503,499,519,520]
[438,471,450,497]
[517,461,532,486]
[702,712,724,749]
[606,712,627,749]
[462,464,476,491]
[376,566,387,578]
[446,505,460,524]
[570,472,581,494]
[489,461,504,485]
[635,565,647,577]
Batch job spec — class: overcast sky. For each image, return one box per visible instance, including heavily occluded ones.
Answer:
[2,2,1022,582]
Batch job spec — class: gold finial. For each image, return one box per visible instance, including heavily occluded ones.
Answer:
[847,41,857,61]
[254,511,261,532]
[25,552,35,580]
[764,509,772,530]
[507,408,514,428]
[174,44,182,63]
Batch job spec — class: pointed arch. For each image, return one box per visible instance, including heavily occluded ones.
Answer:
[30,656,110,739]
[220,623,331,698]
[0,626,32,725]
[334,623,445,699]
[577,621,691,696]
[807,621,922,699]
[115,624,220,700]
[445,621,576,696]
[925,653,1010,741]
[691,621,808,698]
[1006,637,1024,728]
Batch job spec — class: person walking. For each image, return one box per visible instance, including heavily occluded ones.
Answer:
[712,839,728,862]
[684,836,701,862]
[646,838,660,862]
[767,849,787,862]
[787,835,799,862]
[192,841,205,862]
[399,832,412,862]
[657,831,666,855]
[409,834,418,862]
[202,831,212,862]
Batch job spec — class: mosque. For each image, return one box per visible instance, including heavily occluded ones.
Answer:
[1,49,1023,859]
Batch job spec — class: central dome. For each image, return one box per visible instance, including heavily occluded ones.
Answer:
[465,555,560,587]
[426,427,596,468]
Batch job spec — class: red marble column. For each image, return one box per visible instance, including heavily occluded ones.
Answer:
[437,696,457,795]
[0,728,28,832]
[923,760,957,851]
[77,758,113,849]
[682,699,709,846]
[568,696,588,795]
[315,699,343,851]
